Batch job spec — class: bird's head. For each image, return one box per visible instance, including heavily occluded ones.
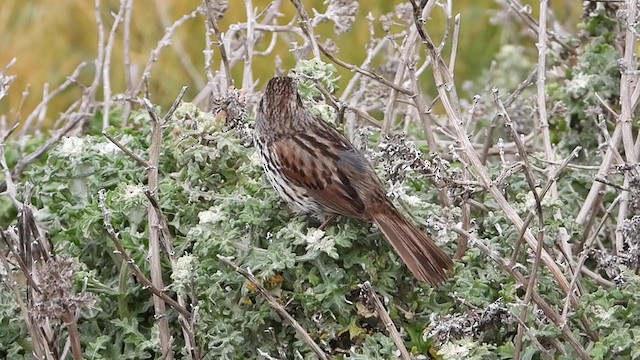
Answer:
[257,76,307,126]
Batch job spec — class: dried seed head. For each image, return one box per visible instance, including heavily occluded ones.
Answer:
[211,88,252,145]
[427,299,513,342]
[312,0,359,34]
[206,0,228,20]
[32,257,94,325]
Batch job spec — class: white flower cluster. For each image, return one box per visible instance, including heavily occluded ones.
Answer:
[198,209,222,224]
[93,141,121,156]
[57,136,85,163]
[122,184,145,202]
[171,254,197,295]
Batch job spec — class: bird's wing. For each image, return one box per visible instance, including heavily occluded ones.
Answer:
[271,120,372,218]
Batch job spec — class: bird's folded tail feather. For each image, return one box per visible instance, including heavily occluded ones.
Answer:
[372,208,453,286]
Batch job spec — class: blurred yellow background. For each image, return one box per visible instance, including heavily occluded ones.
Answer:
[0,0,580,126]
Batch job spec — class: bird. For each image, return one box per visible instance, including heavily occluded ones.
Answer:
[253,76,453,286]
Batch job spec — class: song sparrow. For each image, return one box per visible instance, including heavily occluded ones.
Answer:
[254,76,453,286]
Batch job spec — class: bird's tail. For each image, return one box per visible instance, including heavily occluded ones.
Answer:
[371,205,453,286]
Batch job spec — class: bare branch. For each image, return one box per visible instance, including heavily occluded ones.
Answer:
[361,282,411,360]
[217,255,329,360]
[97,189,191,319]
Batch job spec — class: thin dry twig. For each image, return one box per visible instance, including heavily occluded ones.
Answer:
[97,189,191,319]
[102,131,151,168]
[91,0,107,106]
[242,0,256,90]
[508,146,581,269]
[286,0,414,97]
[361,282,411,360]
[123,0,133,91]
[561,195,622,324]
[102,0,127,131]
[494,89,546,358]
[143,187,199,358]
[614,0,640,257]
[141,86,188,360]
[0,242,49,359]
[133,7,202,96]
[204,0,233,88]
[154,0,206,89]
[288,0,321,58]
[19,62,88,137]
[480,68,537,164]
[0,99,88,193]
[217,255,329,360]
[499,0,575,55]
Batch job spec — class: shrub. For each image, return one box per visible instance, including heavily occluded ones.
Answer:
[1,1,639,359]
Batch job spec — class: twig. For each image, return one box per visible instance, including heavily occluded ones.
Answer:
[19,62,88,138]
[61,310,83,360]
[480,68,537,164]
[0,229,40,293]
[340,37,388,101]
[311,79,381,128]
[456,88,478,258]
[449,13,461,73]
[0,58,17,105]
[143,184,202,360]
[494,91,545,358]
[577,130,624,220]
[123,0,133,91]
[0,119,20,145]
[133,7,201,96]
[513,0,551,353]
[202,18,215,103]
[361,282,411,360]
[286,1,416,97]
[102,0,127,131]
[508,307,556,358]
[91,0,106,106]
[614,0,640,258]
[455,200,471,259]
[530,155,599,170]
[102,131,151,168]
[508,147,581,266]
[141,87,187,360]
[500,0,575,55]
[0,242,48,359]
[0,100,87,193]
[9,85,29,136]
[381,21,417,135]
[594,176,626,191]
[97,189,191,319]
[561,195,622,324]
[153,0,205,89]
[242,0,256,90]
[204,0,233,88]
[288,0,321,58]
[588,116,629,254]
[377,3,451,207]
[217,255,329,360]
